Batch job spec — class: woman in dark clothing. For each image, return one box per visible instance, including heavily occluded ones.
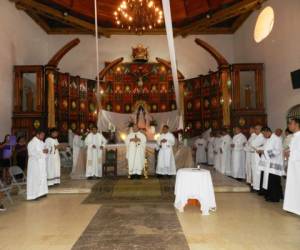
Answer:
[15,136,28,172]
[0,135,11,183]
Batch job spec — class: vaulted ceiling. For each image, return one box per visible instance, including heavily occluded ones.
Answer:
[11,0,266,37]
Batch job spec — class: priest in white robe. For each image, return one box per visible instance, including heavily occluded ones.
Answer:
[194,135,207,164]
[84,125,107,178]
[220,129,232,175]
[72,131,82,174]
[231,127,247,179]
[250,125,266,191]
[27,130,48,200]
[156,125,176,176]
[45,128,64,186]
[213,132,222,172]
[257,128,284,202]
[125,124,147,178]
[244,127,257,184]
[207,133,215,166]
[284,118,300,215]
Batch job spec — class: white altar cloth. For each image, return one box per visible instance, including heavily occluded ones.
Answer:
[174,168,216,215]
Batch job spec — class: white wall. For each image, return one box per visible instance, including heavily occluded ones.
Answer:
[0,1,48,138]
[46,34,234,79]
[234,0,300,130]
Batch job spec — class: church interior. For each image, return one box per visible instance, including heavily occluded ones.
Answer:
[0,0,300,249]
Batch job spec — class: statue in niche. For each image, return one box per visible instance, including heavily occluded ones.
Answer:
[25,86,34,112]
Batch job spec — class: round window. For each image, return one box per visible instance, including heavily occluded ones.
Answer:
[254,6,274,43]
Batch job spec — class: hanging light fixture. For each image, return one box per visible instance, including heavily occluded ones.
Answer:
[114,0,164,33]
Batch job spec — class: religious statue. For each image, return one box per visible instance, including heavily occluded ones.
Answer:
[132,44,149,62]
[130,101,156,140]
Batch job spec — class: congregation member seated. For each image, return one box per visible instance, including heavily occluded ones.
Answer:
[156,125,176,177]
[15,136,28,173]
[125,124,147,179]
[0,135,11,184]
[84,125,107,179]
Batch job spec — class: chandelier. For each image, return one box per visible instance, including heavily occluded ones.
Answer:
[114,0,164,33]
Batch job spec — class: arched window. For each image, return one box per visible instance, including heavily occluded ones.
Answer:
[287,104,300,120]
[254,6,275,43]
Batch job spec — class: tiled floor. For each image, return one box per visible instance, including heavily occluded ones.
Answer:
[0,192,299,250]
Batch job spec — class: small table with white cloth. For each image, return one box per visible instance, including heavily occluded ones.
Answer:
[174,168,216,215]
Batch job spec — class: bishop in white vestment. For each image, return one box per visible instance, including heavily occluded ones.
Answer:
[250,126,266,190]
[45,128,63,186]
[85,126,107,178]
[125,125,147,177]
[194,136,207,164]
[27,131,48,200]
[156,125,176,176]
[244,127,257,184]
[231,127,247,179]
[220,130,232,175]
[284,118,300,215]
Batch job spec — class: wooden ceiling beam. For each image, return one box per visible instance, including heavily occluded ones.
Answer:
[179,0,266,36]
[25,10,51,33]
[12,0,110,37]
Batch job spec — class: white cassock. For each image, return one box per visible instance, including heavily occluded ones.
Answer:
[156,132,176,175]
[45,137,61,186]
[72,134,82,174]
[27,137,48,200]
[85,132,107,177]
[213,137,222,172]
[207,136,215,165]
[244,133,257,184]
[68,129,74,148]
[231,133,247,178]
[125,131,147,175]
[283,131,300,215]
[250,133,266,190]
[220,134,232,175]
[194,138,207,164]
[259,134,284,189]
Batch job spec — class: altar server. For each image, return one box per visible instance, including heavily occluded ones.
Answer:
[220,129,232,175]
[284,118,300,215]
[85,125,107,178]
[125,124,147,178]
[45,128,64,186]
[231,126,247,179]
[257,127,284,202]
[213,131,222,172]
[194,135,207,164]
[156,125,176,176]
[244,127,257,184]
[250,125,266,191]
[207,132,215,165]
[27,130,48,200]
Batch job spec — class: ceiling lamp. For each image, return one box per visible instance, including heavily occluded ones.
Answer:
[114,0,164,33]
